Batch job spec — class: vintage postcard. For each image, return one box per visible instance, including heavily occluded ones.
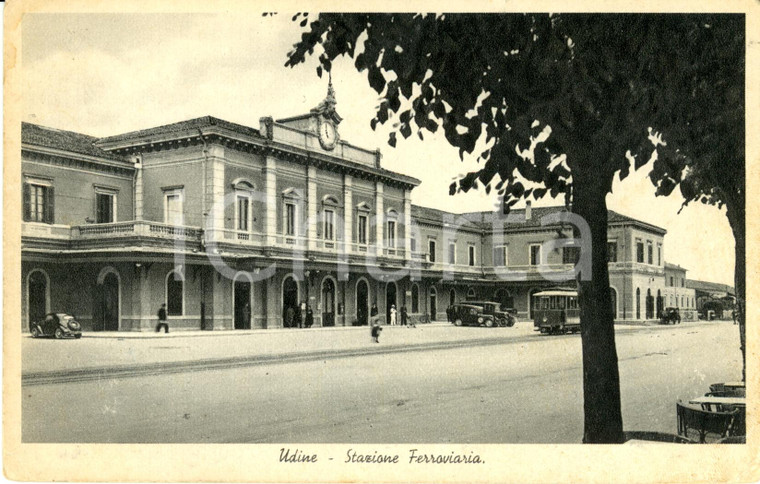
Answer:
[4,0,759,482]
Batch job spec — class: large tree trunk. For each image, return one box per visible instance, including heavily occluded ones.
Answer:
[727,203,745,381]
[573,184,625,443]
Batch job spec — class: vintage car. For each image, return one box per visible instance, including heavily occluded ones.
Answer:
[464,301,517,327]
[449,304,498,327]
[29,312,83,339]
[660,307,681,325]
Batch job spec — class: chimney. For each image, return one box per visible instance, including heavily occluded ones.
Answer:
[525,200,532,221]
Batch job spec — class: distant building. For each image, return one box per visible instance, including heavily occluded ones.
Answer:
[686,279,736,318]
[662,263,697,320]
[21,86,705,332]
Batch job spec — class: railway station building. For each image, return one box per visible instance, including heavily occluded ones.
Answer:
[20,87,697,332]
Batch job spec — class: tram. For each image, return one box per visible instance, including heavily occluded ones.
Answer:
[533,288,581,334]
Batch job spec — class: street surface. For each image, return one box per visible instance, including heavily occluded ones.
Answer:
[22,321,741,443]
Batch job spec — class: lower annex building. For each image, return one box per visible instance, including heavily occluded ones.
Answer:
[20,88,699,332]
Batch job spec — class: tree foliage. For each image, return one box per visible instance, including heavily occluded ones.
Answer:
[283,12,743,442]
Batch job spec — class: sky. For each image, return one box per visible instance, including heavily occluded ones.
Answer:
[20,12,738,286]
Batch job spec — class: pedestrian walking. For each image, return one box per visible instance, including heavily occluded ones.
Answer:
[305,305,314,328]
[371,322,383,343]
[401,306,409,327]
[156,303,169,333]
[390,304,397,325]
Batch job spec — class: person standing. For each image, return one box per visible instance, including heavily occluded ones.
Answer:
[156,303,169,333]
[285,305,295,328]
[305,305,314,328]
[401,306,409,327]
[390,305,397,325]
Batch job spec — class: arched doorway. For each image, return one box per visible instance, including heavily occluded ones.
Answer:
[646,288,654,319]
[28,270,48,324]
[430,287,437,320]
[609,287,617,320]
[411,283,419,313]
[656,289,663,318]
[495,288,514,310]
[356,279,369,325]
[386,281,397,324]
[322,277,336,327]
[636,288,641,320]
[529,288,541,319]
[449,288,456,307]
[93,269,119,331]
[234,273,252,330]
[282,276,299,327]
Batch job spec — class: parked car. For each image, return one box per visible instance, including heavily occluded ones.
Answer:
[660,307,681,325]
[464,301,516,327]
[450,304,497,327]
[29,312,82,339]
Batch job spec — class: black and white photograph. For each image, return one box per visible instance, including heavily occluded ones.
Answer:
[4,1,759,482]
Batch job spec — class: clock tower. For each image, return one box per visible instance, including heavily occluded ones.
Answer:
[310,75,342,150]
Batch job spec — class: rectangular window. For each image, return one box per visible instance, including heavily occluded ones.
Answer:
[448,242,456,264]
[563,246,580,264]
[468,245,476,266]
[236,195,250,231]
[429,240,436,263]
[357,214,368,245]
[164,189,183,225]
[647,241,653,264]
[285,203,296,236]
[23,183,54,223]
[493,246,507,267]
[410,238,417,252]
[636,239,644,263]
[670,276,674,287]
[657,243,662,266]
[96,193,115,224]
[607,242,617,263]
[529,244,541,266]
[323,209,335,240]
[387,220,396,248]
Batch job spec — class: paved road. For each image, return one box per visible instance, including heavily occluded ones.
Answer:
[22,322,741,443]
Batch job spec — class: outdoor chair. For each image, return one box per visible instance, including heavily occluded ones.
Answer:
[676,401,738,443]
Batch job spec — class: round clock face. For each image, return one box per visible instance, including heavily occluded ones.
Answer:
[318,121,337,149]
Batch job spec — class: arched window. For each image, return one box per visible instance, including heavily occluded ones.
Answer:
[386,208,399,250]
[321,196,340,242]
[467,287,476,300]
[166,270,184,316]
[411,284,420,313]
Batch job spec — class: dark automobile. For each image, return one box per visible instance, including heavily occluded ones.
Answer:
[450,304,497,327]
[464,301,517,327]
[29,312,82,339]
[660,307,681,325]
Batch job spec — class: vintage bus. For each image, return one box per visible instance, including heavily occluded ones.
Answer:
[533,289,581,334]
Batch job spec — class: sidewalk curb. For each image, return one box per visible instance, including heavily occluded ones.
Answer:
[22,333,536,386]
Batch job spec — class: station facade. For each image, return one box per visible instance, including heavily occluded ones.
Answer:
[21,88,695,332]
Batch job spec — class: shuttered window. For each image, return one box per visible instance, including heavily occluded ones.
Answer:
[23,183,54,223]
